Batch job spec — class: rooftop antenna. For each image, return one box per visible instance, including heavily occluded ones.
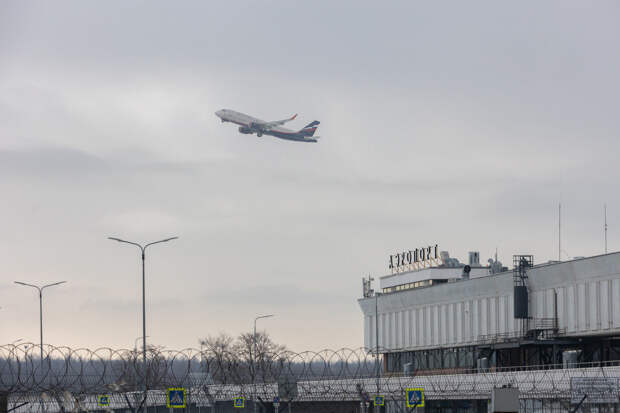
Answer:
[558,203,561,261]
[362,274,374,298]
[605,204,608,254]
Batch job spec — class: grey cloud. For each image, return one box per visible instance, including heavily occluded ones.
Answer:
[0,147,108,176]
[79,297,137,313]
[200,284,349,308]
[1,0,619,350]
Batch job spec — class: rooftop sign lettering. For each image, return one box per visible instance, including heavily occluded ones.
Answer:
[389,244,439,274]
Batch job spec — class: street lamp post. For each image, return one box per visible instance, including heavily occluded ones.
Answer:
[375,290,381,394]
[108,236,178,413]
[253,314,274,413]
[14,281,66,365]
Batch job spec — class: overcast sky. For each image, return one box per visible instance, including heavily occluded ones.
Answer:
[1,1,619,352]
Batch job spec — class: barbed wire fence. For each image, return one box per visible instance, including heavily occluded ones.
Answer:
[2,344,620,412]
[0,344,383,392]
[0,343,385,412]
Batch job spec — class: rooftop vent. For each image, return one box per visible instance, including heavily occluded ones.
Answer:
[440,251,461,267]
[469,251,480,266]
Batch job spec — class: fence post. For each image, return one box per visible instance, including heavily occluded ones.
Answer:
[0,392,7,413]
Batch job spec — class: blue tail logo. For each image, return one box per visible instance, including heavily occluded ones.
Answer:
[300,120,320,136]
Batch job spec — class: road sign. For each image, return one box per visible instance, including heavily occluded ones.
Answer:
[273,396,281,403]
[406,388,425,408]
[571,377,619,404]
[374,395,385,406]
[234,396,245,408]
[97,395,110,406]
[167,388,186,409]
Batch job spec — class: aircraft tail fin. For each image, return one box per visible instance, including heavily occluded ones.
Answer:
[299,120,320,136]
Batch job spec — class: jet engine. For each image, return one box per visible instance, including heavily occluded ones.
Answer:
[238,126,252,134]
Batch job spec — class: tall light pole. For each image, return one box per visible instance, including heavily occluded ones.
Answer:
[375,290,381,394]
[253,314,274,413]
[108,236,178,413]
[14,281,66,364]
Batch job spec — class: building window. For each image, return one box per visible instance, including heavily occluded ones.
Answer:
[457,347,474,368]
[416,351,428,370]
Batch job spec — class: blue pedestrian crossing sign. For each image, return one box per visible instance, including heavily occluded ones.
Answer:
[234,396,245,408]
[406,388,425,408]
[97,395,110,406]
[374,395,385,406]
[167,388,186,408]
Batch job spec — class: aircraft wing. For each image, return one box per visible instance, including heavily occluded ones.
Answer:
[260,114,297,130]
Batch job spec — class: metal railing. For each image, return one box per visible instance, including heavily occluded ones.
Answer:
[529,317,558,331]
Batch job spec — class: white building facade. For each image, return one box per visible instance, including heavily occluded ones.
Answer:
[359,252,620,372]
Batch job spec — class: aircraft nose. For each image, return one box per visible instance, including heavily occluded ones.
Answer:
[215,110,223,118]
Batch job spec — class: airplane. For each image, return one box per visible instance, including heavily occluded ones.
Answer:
[215,109,320,143]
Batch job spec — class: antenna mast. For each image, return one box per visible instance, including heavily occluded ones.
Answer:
[605,204,608,254]
[559,203,561,261]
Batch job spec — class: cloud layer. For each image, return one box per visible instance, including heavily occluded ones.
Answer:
[1,1,619,351]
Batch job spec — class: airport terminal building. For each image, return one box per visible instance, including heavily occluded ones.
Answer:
[358,247,620,411]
